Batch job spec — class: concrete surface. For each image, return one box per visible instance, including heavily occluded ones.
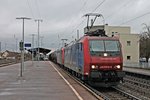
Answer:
[0,61,79,100]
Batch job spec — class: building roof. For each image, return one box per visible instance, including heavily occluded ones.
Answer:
[28,48,51,55]
[3,50,19,57]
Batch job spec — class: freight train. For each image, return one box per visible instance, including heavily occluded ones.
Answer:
[49,29,125,87]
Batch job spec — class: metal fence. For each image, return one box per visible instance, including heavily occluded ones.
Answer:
[0,59,17,65]
[124,62,150,69]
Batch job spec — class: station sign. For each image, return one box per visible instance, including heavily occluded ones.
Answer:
[24,43,31,47]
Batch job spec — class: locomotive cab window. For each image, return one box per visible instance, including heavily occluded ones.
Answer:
[89,40,120,56]
[105,40,120,52]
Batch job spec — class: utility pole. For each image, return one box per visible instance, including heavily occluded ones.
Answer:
[16,17,31,77]
[0,42,1,52]
[5,43,7,51]
[77,30,79,40]
[40,36,44,47]
[15,38,18,52]
[35,19,42,62]
[31,34,35,64]
[14,35,18,52]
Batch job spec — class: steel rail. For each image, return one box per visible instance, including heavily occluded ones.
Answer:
[112,86,142,100]
[124,77,150,89]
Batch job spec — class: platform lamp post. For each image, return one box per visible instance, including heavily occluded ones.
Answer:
[14,35,18,52]
[0,42,1,52]
[77,30,79,40]
[16,17,31,77]
[40,36,44,47]
[31,34,35,65]
[35,19,42,63]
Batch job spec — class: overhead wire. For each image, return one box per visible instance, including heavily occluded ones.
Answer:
[70,0,106,34]
[34,0,41,18]
[92,0,106,12]
[120,11,150,25]
[26,0,35,19]
[71,19,85,34]
[61,0,89,35]
[78,0,88,13]
[105,0,133,20]
[104,1,150,26]
[25,0,42,19]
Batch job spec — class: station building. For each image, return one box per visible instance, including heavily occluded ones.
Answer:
[84,24,140,65]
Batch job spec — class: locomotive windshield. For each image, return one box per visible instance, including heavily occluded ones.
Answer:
[89,40,121,56]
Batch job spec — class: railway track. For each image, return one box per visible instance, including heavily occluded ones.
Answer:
[52,62,141,100]
[117,73,150,100]
[98,86,141,100]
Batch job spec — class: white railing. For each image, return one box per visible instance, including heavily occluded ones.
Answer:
[123,62,150,69]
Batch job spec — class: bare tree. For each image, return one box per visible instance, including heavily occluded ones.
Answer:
[140,23,150,62]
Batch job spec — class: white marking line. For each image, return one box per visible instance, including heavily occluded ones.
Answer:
[49,62,83,100]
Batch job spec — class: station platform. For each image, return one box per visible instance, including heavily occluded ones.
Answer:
[0,61,97,100]
[123,66,150,76]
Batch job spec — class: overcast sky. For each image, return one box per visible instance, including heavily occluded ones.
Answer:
[0,0,150,51]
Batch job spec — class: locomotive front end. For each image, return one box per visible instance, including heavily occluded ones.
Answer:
[87,38,125,87]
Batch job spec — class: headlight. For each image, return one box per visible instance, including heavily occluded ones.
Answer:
[91,65,95,69]
[91,65,98,69]
[116,65,121,69]
[104,53,108,56]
